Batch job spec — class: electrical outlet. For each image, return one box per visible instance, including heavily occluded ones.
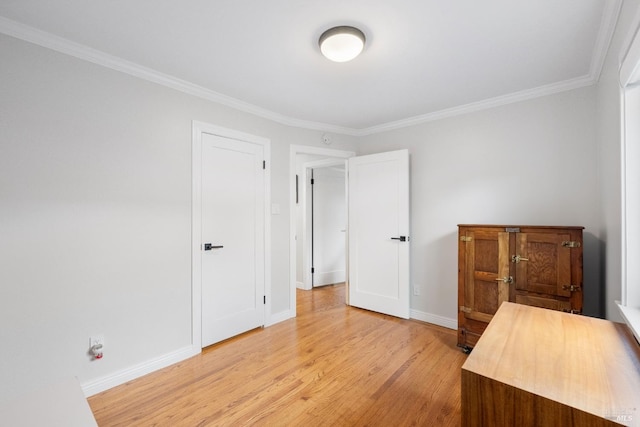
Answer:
[89,335,105,359]
[413,285,420,296]
[89,335,104,349]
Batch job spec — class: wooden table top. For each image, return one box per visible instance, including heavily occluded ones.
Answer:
[462,302,640,424]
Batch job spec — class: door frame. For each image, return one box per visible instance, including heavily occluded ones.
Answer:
[192,121,271,350]
[289,145,355,317]
[301,158,348,290]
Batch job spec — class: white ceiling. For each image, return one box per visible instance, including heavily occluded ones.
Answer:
[0,0,621,135]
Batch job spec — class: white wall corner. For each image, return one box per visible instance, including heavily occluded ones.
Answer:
[410,309,457,331]
[81,345,200,397]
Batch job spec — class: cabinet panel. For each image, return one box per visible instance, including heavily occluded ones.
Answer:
[515,233,571,298]
[462,230,509,324]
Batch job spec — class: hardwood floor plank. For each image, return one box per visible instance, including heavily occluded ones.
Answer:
[89,285,466,426]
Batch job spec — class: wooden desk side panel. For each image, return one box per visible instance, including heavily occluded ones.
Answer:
[461,370,620,427]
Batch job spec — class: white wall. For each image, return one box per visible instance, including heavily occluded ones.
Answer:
[0,33,358,402]
[596,0,640,322]
[359,87,602,323]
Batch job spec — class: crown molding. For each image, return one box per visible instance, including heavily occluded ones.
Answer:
[590,0,622,81]
[358,0,622,136]
[0,16,361,136]
[0,5,621,138]
[356,75,596,136]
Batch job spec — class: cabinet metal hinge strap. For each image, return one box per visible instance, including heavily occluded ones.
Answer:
[460,236,472,242]
[562,284,582,292]
[459,306,472,314]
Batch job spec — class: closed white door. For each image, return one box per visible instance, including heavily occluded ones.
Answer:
[201,133,265,347]
[312,166,346,287]
[348,149,410,319]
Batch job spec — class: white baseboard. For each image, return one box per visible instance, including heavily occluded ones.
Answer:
[266,309,294,327]
[314,270,345,286]
[410,309,457,330]
[81,345,200,397]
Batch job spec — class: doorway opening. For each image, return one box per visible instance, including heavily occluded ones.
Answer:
[303,158,347,290]
[289,145,355,317]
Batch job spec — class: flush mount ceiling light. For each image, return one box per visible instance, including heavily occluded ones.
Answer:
[319,26,366,62]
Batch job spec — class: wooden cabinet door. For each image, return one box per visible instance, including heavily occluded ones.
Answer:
[514,232,571,298]
[462,230,510,323]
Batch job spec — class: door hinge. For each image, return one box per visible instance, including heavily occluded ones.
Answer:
[562,308,582,315]
[561,241,581,248]
[310,178,314,185]
[311,267,315,273]
[459,306,472,314]
[460,236,472,242]
[263,295,266,304]
[263,160,266,170]
[562,284,582,292]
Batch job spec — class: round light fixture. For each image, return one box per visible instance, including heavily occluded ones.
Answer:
[319,26,365,62]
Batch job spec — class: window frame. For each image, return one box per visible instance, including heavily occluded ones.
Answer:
[618,19,640,343]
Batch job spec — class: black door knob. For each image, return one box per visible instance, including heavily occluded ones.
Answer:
[204,243,224,250]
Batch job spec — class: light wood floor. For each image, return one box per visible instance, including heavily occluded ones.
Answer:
[88,284,467,426]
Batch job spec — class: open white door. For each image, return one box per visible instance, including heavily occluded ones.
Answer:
[348,149,410,319]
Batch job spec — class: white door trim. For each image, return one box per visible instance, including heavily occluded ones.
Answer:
[289,145,355,318]
[193,121,271,349]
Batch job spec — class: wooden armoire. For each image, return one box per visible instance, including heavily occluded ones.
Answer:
[457,224,584,352]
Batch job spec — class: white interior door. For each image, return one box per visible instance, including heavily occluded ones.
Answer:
[312,166,346,287]
[201,133,265,347]
[348,149,410,319]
